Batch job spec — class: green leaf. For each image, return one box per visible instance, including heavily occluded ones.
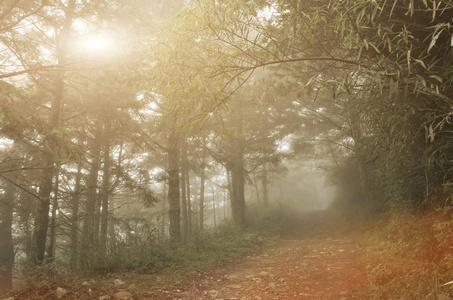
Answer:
[389,0,398,19]
[432,1,437,22]
[357,46,363,60]
[428,29,444,54]
[363,39,369,50]
[415,74,426,87]
[429,75,443,83]
[408,0,414,17]
[369,42,381,53]
[407,49,411,74]
[414,59,426,69]
[387,37,392,52]
[428,124,435,142]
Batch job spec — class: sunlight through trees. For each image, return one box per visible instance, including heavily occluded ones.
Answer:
[1,0,453,297]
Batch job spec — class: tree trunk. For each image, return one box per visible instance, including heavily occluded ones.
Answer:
[180,144,188,241]
[0,181,15,293]
[211,184,217,227]
[168,114,181,245]
[46,169,60,263]
[237,166,246,229]
[32,160,54,264]
[230,161,246,228]
[226,169,232,219]
[199,156,205,233]
[261,164,268,207]
[100,122,111,252]
[161,183,167,242]
[31,0,76,265]
[82,132,101,255]
[230,111,246,229]
[253,174,261,204]
[230,168,238,224]
[185,168,192,239]
[70,159,82,268]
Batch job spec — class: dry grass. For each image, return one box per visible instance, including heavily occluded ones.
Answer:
[365,210,453,299]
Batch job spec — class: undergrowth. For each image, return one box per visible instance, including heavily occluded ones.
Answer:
[366,210,453,299]
[7,213,272,299]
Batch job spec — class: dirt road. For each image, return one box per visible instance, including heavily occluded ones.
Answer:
[151,233,370,300]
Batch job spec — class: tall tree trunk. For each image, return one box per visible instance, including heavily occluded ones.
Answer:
[31,0,76,265]
[180,142,188,241]
[100,122,111,252]
[211,184,217,227]
[230,162,246,228]
[168,114,181,245]
[32,160,54,264]
[46,169,60,263]
[261,164,268,207]
[161,183,167,242]
[236,164,246,229]
[226,169,232,219]
[82,132,101,255]
[0,181,15,293]
[229,111,246,229]
[185,168,192,239]
[230,168,238,224]
[253,174,261,204]
[223,190,226,220]
[70,159,82,268]
[199,155,205,233]
[108,135,124,238]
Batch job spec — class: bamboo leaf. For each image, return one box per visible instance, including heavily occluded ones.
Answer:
[408,0,414,17]
[369,42,381,53]
[414,59,426,69]
[415,74,426,87]
[363,39,369,50]
[432,1,437,22]
[429,75,443,83]
[428,29,444,54]
[407,49,411,75]
[389,0,398,19]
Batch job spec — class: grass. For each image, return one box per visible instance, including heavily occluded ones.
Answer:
[365,209,453,299]
[9,203,453,299]
[6,219,268,299]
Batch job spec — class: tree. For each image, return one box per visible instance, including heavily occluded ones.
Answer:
[0,180,15,294]
[152,0,453,209]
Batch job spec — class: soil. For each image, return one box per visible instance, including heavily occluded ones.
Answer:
[148,232,370,299]
[5,213,371,300]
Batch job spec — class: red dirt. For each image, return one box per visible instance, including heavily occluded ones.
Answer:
[149,234,370,299]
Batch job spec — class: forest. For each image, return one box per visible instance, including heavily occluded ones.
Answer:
[1,0,453,299]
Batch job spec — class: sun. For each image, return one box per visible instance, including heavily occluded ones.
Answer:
[81,35,113,52]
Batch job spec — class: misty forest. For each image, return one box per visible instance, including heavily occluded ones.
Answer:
[1,0,453,299]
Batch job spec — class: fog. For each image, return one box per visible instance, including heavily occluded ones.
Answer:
[267,162,336,211]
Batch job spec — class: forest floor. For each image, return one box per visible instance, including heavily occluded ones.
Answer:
[148,232,369,299]
[6,211,373,300]
[11,208,453,299]
[138,210,371,300]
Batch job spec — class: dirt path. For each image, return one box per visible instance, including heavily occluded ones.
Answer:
[150,234,370,300]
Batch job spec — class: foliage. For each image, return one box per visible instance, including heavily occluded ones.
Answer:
[152,0,453,209]
[366,211,453,299]
[3,0,453,296]
[6,219,265,299]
